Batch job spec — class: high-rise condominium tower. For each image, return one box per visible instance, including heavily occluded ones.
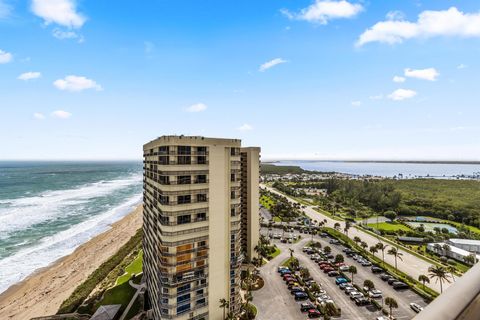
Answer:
[142,136,260,320]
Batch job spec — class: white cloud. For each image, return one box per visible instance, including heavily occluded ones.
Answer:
[33,112,46,120]
[0,49,12,64]
[404,67,439,81]
[386,10,405,21]
[351,101,362,107]
[52,28,82,40]
[31,0,86,28]
[238,124,253,131]
[457,63,467,69]
[388,89,417,101]
[369,94,383,100]
[53,75,102,92]
[0,0,12,19]
[259,58,287,72]
[282,0,363,25]
[186,103,207,113]
[18,72,42,80]
[357,7,480,46]
[51,110,72,119]
[393,75,406,83]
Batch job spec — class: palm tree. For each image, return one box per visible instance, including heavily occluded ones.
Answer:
[442,244,451,256]
[353,236,361,245]
[433,243,443,255]
[369,245,378,258]
[289,248,294,258]
[334,222,341,231]
[360,241,368,253]
[219,298,229,320]
[344,221,351,236]
[349,265,357,284]
[418,274,430,290]
[363,279,375,291]
[376,242,388,267]
[464,253,477,265]
[226,311,235,320]
[387,247,403,270]
[428,265,451,293]
[447,265,457,282]
[385,297,398,319]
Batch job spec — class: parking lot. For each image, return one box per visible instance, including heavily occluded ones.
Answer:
[255,227,429,320]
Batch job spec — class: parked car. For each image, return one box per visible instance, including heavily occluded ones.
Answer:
[308,309,322,318]
[388,278,398,285]
[326,254,334,259]
[294,292,309,300]
[320,232,328,237]
[339,283,352,290]
[290,287,304,294]
[380,274,393,281]
[328,271,339,277]
[280,269,292,276]
[349,291,364,300]
[410,303,423,313]
[368,289,383,299]
[300,302,315,312]
[335,277,348,285]
[329,239,339,244]
[393,282,409,290]
[323,267,335,273]
[361,261,372,266]
[355,297,370,306]
[339,265,350,272]
[345,287,357,295]
[371,266,383,273]
[278,266,289,273]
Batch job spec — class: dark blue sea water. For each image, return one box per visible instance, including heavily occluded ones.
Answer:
[0,161,142,293]
[274,161,480,179]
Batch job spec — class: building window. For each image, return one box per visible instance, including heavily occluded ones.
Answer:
[159,146,169,154]
[178,215,191,225]
[196,194,207,203]
[160,195,169,205]
[196,298,206,306]
[177,146,191,155]
[197,156,206,164]
[231,173,235,182]
[196,212,206,221]
[178,156,191,165]
[178,284,191,294]
[231,208,235,217]
[177,293,191,304]
[195,175,207,184]
[231,191,236,199]
[178,195,191,204]
[198,241,206,247]
[159,156,169,165]
[177,175,191,184]
[197,146,207,155]
[159,175,170,185]
[176,303,190,315]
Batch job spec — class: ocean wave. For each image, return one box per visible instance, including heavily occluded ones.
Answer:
[0,174,142,238]
[0,193,142,294]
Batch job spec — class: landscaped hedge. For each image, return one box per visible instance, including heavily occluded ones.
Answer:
[57,229,143,314]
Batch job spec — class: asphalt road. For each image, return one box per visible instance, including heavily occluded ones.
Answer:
[263,185,454,293]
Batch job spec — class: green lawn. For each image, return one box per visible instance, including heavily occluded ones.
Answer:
[268,247,281,260]
[273,216,282,222]
[116,250,143,286]
[260,194,275,210]
[367,222,411,232]
[95,281,136,315]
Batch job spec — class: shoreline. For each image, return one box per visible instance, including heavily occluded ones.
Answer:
[0,205,143,320]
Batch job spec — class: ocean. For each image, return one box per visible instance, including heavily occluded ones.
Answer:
[0,161,143,294]
[273,161,480,179]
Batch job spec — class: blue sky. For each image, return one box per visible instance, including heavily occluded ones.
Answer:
[1,0,480,161]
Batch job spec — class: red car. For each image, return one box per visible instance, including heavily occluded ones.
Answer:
[308,309,322,318]
[323,267,334,273]
[319,264,331,270]
[283,275,294,281]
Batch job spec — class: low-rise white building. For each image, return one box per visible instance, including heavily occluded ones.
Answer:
[427,242,480,263]
[447,238,480,253]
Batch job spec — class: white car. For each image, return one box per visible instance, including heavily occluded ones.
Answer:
[369,289,382,299]
[410,303,423,313]
[339,265,350,271]
[350,291,364,299]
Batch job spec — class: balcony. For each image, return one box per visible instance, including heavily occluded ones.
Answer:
[413,262,480,320]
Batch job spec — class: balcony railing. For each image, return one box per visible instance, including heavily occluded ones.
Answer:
[413,262,480,320]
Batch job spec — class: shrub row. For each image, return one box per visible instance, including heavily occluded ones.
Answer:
[57,229,143,314]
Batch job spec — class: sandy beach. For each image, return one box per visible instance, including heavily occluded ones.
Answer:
[0,205,143,320]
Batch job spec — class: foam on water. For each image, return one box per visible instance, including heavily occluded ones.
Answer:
[0,193,142,294]
[0,174,142,238]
